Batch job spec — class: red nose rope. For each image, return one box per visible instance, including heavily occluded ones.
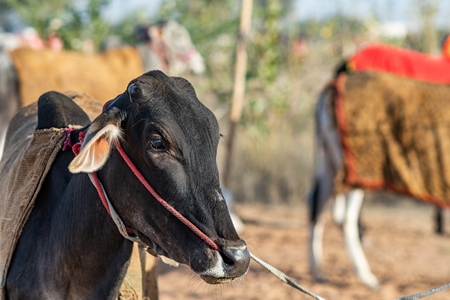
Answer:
[113,142,221,252]
[66,128,220,252]
[114,141,327,300]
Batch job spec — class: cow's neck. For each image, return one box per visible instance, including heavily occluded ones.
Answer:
[6,150,133,299]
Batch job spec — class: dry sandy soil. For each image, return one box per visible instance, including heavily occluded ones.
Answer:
[156,199,450,300]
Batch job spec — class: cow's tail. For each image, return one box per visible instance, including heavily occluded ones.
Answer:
[308,86,334,224]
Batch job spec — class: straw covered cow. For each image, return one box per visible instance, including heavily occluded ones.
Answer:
[308,43,450,288]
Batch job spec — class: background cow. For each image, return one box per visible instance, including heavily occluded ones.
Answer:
[308,70,450,288]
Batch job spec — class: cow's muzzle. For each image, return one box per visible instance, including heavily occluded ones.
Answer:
[199,244,250,284]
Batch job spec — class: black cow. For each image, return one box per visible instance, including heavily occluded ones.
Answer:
[1,70,249,299]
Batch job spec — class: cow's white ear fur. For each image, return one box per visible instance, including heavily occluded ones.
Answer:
[68,124,121,173]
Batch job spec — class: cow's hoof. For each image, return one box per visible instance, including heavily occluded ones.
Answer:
[358,272,379,289]
[311,268,327,283]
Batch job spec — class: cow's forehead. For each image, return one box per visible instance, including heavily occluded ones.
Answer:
[126,71,220,142]
[149,96,220,145]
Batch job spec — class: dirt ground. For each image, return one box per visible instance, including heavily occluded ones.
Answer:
[156,198,450,300]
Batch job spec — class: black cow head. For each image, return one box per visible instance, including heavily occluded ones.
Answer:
[68,70,249,283]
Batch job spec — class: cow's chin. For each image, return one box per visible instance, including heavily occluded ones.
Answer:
[136,231,173,260]
[200,275,234,284]
[137,231,191,267]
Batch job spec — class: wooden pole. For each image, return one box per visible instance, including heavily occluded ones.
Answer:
[222,0,253,188]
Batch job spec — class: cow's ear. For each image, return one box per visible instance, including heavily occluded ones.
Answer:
[68,109,122,173]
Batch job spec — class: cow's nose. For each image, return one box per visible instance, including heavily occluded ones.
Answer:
[220,244,250,276]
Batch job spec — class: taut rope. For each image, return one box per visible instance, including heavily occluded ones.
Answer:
[250,252,325,300]
[395,282,450,300]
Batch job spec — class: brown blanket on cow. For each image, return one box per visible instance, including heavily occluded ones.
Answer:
[0,92,100,298]
[9,46,144,107]
[0,109,70,296]
[0,92,140,299]
[334,71,450,207]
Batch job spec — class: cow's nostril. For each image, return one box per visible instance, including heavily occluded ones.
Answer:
[220,248,235,265]
[220,245,250,269]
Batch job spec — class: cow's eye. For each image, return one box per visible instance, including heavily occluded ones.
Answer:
[149,136,166,151]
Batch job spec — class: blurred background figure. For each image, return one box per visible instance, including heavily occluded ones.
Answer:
[221,187,245,234]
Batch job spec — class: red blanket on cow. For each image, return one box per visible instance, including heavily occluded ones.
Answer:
[347,44,450,84]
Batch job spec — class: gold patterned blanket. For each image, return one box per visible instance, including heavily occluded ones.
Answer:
[334,71,450,207]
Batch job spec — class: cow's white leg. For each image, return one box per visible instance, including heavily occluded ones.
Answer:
[308,156,333,282]
[309,212,326,282]
[333,193,346,225]
[343,189,379,288]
